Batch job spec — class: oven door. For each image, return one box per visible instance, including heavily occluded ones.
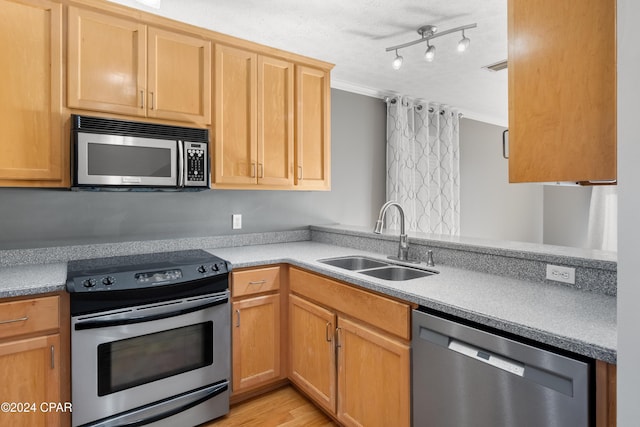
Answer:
[71,291,229,427]
[76,132,178,187]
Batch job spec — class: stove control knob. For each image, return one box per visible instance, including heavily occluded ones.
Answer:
[102,276,115,286]
[83,278,97,288]
[197,265,207,274]
[211,264,219,272]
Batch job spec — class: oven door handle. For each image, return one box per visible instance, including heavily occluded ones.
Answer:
[74,297,228,331]
[87,381,229,427]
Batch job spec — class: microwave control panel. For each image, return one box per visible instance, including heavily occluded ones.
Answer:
[184,142,208,185]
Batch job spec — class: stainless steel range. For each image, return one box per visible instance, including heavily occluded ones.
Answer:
[66,250,231,427]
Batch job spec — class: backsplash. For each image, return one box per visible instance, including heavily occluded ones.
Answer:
[310,225,617,296]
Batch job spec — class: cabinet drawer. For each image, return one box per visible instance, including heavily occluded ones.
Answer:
[232,266,281,297]
[0,296,59,340]
[290,267,411,341]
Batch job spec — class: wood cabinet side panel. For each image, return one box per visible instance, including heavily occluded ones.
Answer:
[289,267,411,340]
[508,0,616,183]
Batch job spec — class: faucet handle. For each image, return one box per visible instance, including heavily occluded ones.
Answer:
[426,250,435,267]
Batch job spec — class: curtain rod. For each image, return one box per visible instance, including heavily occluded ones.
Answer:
[384,97,463,117]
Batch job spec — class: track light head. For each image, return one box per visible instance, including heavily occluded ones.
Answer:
[457,30,470,52]
[425,43,436,62]
[392,50,403,70]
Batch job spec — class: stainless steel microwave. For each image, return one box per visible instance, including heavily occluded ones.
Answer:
[72,115,210,191]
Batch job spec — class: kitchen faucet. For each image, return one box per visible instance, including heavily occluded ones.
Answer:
[373,201,416,263]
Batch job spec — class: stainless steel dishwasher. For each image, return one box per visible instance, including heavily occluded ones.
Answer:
[412,309,592,427]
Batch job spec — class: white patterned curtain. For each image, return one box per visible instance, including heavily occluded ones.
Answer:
[385,96,460,235]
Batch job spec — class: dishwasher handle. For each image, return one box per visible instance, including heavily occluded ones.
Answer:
[448,339,525,377]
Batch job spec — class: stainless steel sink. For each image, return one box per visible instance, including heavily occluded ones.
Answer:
[359,266,435,281]
[319,256,389,270]
[318,256,438,281]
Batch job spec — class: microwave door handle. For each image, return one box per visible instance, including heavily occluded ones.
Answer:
[178,140,185,187]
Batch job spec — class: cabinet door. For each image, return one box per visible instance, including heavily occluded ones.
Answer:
[257,56,294,187]
[67,6,146,117]
[214,45,257,185]
[232,294,281,392]
[0,0,65,187]
[507,0,616,183]
[337,317,410,427]
[147,27,211,125]
[0,334,61,427]
[289,294,336,414]
[295,65,330,190]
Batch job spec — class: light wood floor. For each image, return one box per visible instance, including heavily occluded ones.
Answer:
[205,386,337,426]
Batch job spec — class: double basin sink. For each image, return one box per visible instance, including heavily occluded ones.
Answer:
[318,256,438,281]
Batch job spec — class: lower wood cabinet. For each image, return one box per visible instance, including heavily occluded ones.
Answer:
[231,266,285,395]
[289,267,411,427]
[289,294,336,413]
[232,294,281,392]
[337,317,410,427]
[0,295,64,427]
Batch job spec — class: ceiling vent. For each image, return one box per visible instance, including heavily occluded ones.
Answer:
[483,60,508,72]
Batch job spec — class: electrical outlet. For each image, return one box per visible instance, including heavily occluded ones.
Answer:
[232,214,242,230]
[545,264,575,284]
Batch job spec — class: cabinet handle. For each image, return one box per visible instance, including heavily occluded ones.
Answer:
[258,163,264,178]
[235,309,240,327]
[150,92,155,110]
[140,90,145,109]
[248,280,266,285]
[0,316,28,325]
[335,327,342,348]
[502,129,509,159]
[251,163,256,178]
[325,322,332,342]
[298,166,303,180]
[50,345,55,369]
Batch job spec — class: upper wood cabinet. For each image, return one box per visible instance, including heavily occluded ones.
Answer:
[0,0,66,188]
[68,6,211,125]
[295,66,331,190]
[214,45,295,188]
[213,45,330,190]
[507,0,616,183]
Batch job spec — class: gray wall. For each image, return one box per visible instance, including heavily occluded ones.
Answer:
[459,118,596,248]
[543,186,592,248]
[0,89,387,249]
[459,118,544,243]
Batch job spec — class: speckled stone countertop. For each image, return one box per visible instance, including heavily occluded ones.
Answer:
[208,242,617,364]
[0,234,616,364]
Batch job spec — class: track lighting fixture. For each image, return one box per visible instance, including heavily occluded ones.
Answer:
[386,23,477,69]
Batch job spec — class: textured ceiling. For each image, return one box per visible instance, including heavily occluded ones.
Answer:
[111,0,508,125]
